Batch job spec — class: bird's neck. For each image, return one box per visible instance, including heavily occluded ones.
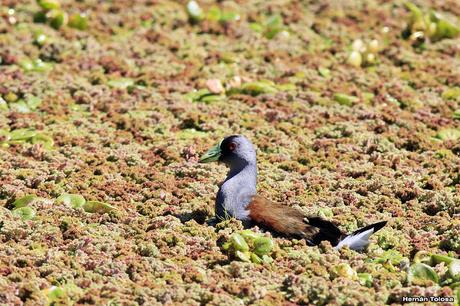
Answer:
[216,161,257,220]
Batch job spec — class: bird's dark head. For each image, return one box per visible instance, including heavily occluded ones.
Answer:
[199,135,256,167]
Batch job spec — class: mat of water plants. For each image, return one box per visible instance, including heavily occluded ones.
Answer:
[1,0,460,305]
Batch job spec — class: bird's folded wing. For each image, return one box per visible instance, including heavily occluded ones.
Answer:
[247,195,320,239]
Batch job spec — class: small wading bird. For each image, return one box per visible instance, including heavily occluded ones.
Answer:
[200,135,387,251]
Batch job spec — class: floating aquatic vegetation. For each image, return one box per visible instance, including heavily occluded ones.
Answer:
[222,230,275,264]
[185,1,239,24]
[19,58,53,73]
[13,195,38,209]
[56,193,86,209]
[436,128,460,141]
[403,2,460,46]
[82,201,115,214]
[35,0,87,31]
[2,95,42,113]
[0,128,53,149]
[334,93,359,106]
[12,207,36,221]
[347,39,380,67]
[408,263,439,284]
[250,14,287,39]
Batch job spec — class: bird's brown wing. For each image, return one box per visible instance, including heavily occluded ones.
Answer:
[247,195,343,246]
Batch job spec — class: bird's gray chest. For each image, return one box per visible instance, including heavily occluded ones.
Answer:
[215,178,256,221]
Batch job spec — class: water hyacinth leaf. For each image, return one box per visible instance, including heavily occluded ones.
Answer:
[442,87,460,100]
[332,263,357,279]
[186,1,204,23]
[432,19,460,40]
[10,129,37,140]
[408,263,439,284]
[239,229,261,241]
[239,82,278,96]
[13,207,36,221]
[32,134,54,149]
[231,233,249,252]
[47,286,65,301]
[83,201,115,214]
[413,250,432,265]
[334,93,359,106]
[254,237,274,256]
[9,101,31,113]
[436,128,460,141]
[358,273,373,287]
[68,13,88,30]
[107,78,135,89]
[250,253,262,264]
[26,95,42,109]
[432,253,456,265]
[37,0,60,11]
[13,195,38,208]
[235,250,251,262]
[56,193,86,209]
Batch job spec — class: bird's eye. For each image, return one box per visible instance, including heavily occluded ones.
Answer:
[228,142,236,151]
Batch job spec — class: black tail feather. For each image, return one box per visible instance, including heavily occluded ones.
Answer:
[351,221,387,236]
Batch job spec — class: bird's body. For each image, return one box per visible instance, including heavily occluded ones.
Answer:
[200,135,387,251]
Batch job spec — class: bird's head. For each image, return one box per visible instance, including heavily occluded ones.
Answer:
[199,135,256,167]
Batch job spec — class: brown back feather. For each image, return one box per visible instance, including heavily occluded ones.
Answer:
[247,195,343,245]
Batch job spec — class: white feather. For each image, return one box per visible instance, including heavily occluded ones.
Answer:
[334,228,375,251]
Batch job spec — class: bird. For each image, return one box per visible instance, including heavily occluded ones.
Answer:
[199,135,387,251]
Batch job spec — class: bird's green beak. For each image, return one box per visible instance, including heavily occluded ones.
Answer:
[199,141,222,163]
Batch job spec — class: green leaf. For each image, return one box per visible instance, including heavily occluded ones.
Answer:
[436,128,460,141]
[82,201,115,214]
[235,250,251,262]
[432,253,456,265]
[408,263,439,284]
[10,129,37,140]
[433,18,460,40]
[239,230,261,241]
[9,101,31,113]
[68,13,88,30]
[253,237,274,256]
[358,273,373,287]
[26,95,42,110]
[177,129,207,140]
[13,195,38,208]
[13,207,36,221]
[0,97,8,111]
[239,82,278,96]
[334,93,359,106]
[56,193,86,209]
[31,134,54,149]
[37,0,60,11]
[231,233,249,252]
[107,78,135,89]
[250,253,262,264]
[48,10,68,29]
[206,6,221,22]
